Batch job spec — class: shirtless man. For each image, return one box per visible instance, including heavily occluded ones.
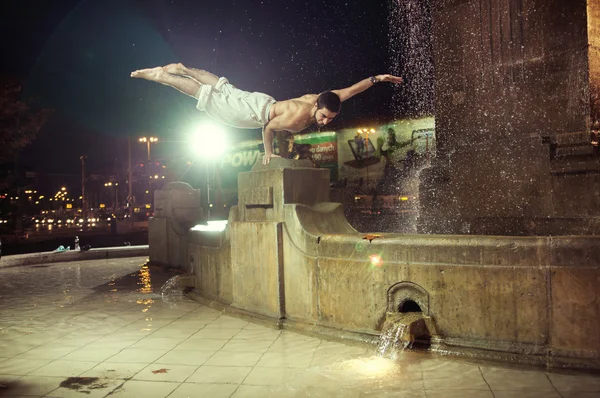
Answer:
[131,63,403,164]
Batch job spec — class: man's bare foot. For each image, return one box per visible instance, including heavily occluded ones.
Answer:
[130,67,166,81]
[163,63,187,76]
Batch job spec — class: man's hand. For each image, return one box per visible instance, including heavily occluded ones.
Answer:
[376,74,404,84]
[262,153,281,165]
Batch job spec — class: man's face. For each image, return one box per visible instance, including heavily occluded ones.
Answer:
[314,107,338,127]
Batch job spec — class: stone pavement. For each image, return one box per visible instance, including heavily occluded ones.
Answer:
[0,257,599,397]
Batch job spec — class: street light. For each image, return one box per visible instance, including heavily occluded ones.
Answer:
[138,136,159,161]
[190,122,228,220]
[139,136,159,209]
[190,122,227,158]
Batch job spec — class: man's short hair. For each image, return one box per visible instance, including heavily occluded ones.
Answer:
[317,91,341,113]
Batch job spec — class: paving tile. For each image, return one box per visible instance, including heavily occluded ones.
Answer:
[28,360,97,377]
[187,366,252,384]
[548,372,600,393]
[13,344,79,360]
[147,327,199,339]
[205,351,264,367]
[231,385,284,398]
[131,337,185,350]
[176,338,229,351]
[0,343,39,358]
[12,333,65,347]
[420,359,481,376]
[267,339,321,354]
[243,366,305,386]
[166,319,211,329]
[54,332,105,345]
[426,390,494,398]
[80,362,149,380]
[559,393,600,398]
[0,373,21,384]
[256,351,314,368]
[480,367,555,391]
[60,346,122,362]
[108,380,179,397]
[191,328,241,339]
[132,363,199,382]
[233,329,281,341]
[206,317,249,329]
[493,391,562,398]
[155,349,215,366]
[106,348,169,363]
[169,382,238,398]
[83,339,138,350]
[2,375,64,396]
[423,367,489,391]
[0,358,52,375]
[221,338,274,353]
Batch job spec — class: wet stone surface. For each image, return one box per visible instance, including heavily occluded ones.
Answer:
[0,257,598,397]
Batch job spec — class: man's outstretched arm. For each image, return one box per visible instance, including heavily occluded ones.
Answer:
[332,74,404,102]
[262,117,285,165]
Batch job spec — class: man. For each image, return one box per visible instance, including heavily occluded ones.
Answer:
[131,63,403,164]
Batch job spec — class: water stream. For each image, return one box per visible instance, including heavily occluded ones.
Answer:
[377,312,430,359]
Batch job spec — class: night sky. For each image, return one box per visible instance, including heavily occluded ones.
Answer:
[1,0,403,188]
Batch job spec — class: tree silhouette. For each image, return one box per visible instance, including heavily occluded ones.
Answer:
[0,79,51,163]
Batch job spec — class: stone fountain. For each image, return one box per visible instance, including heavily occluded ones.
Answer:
[148,0,600,371]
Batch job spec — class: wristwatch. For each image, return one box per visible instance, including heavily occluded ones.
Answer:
[370,76,379,84]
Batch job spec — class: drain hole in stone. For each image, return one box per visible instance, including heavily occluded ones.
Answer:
[397,300,431,349]
[399,300,421,313]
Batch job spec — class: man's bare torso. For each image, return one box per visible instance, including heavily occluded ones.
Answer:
[268,94,318,133]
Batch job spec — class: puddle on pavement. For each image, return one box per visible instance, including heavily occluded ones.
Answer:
[59,377,109,392]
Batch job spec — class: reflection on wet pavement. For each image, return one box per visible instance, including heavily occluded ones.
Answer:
[0,257,598,397]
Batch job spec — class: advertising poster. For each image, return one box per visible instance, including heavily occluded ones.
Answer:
[293,132,339,180]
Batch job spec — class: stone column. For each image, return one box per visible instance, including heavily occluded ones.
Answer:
[229,158,330,318]
[149,182,204,270]
[419,0,600,235]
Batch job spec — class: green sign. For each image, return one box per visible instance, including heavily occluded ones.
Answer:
[217,141,262,191]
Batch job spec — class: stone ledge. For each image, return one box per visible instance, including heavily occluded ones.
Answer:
[0,245,149,268]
